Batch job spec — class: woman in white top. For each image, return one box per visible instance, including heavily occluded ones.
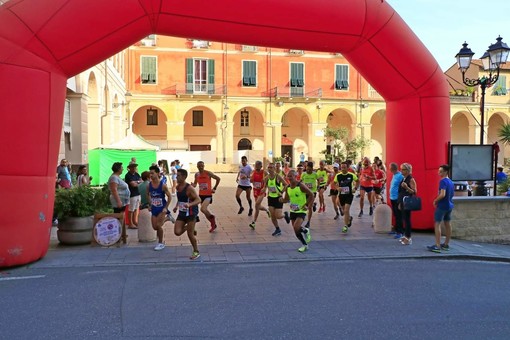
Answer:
[76,165,91,187]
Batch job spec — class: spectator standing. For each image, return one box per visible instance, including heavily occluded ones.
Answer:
[388,162,404,238]
[428,164,454,253]
[108,162,130,213]
[496,166,508,184]
[56,159,72,189]
[125,163,142,229]
[398,163,417,245]
[76,165,91,187]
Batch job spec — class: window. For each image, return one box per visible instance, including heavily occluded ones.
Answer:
[147,108,158,125]
[335,64,349,90]
[290,62,304,97]
[192,110,204,126]
[240,109,250,127]
[63,99,71,133]
[141,56,157,84]
[186,59,215,94]
[492,75,507,95]
[242,60,257,87]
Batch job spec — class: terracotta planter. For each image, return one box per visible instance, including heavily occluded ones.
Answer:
[57,216,94,245]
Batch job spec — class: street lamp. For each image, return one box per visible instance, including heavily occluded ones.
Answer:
[455,36,510,195]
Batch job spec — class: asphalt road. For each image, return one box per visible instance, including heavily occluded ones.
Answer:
[1,259,509,339]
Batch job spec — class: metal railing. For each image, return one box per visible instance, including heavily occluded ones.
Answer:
[162,83,226,96]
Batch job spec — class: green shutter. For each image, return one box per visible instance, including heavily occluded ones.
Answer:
[208,59,215,94]
[186,58,193,93]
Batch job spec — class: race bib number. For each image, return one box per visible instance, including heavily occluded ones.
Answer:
[199,183,208,191]
[305,182,313,188]
[151,197,163,207]
[290,203,300,211]
[269,186,277,193]
[253,182,262,189]
[340,187,350,195]
[178,202,188,212]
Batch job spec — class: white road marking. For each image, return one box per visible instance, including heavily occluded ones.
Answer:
[0,275,46,281]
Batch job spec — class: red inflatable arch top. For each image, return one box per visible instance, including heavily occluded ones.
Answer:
[0,0,449,267]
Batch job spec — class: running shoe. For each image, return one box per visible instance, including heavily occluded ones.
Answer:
[348,216,353,227]
[249,222,256,230]
[393,233,403,239]
[400,237,412,245]
[208,215,217,233]
[334,213,340,220]
[196,215,200,222]
[313,202,317,212]
[154,243,165,251]
[358,210,363,218]
[440,243,450,251]
[340,209,344,216]
[284,211,290,224]
[322,206,326,213]
[305,228,312,243]
[369,206,373,216]
[238,207,244,214]
[342,226,348,233]
[272,228,282,236]
[248,208,253,216]
[298,245,308,253]
[190,251,201,260]
[427,245,441,253]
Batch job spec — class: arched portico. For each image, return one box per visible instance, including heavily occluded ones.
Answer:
[0,0,449,266]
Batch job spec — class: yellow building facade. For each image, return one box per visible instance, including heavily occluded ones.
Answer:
[60,36,510,170]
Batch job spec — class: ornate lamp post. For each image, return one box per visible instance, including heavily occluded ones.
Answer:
[455,36,510,195]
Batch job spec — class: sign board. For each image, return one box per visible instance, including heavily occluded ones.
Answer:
[449,144,494,181]
[94,217,122,246]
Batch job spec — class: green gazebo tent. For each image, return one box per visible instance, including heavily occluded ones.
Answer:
[89,134,159,185]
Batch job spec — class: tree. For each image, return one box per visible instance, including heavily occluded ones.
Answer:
[498,123,510,146]
[320,126,371,164]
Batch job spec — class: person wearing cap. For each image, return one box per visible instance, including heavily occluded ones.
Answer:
[125,162,142,229]
[108,162,130,213]
[328,163,342,220]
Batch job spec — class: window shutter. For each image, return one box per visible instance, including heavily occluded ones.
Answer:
[208,59,215,94]
[186,58,193,93]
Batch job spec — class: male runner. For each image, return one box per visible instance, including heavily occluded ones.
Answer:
[192,161,221,232]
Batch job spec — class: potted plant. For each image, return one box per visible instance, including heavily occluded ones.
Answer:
[54,185,112,245]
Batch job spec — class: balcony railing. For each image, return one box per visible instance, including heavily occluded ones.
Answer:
[263,86,322,100]
[162,83,226,96]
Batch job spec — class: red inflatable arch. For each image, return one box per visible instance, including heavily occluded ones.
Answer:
[0,0,449,267]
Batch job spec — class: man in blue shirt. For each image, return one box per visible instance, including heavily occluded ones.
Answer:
[428,164,454,253]
[496,166,508,184]
[389,162,404,238]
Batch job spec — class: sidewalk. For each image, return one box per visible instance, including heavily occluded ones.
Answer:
[36,174,510,268]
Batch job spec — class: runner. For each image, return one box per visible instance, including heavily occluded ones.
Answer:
[328,163,342,220]
[316,160,330,213]
[235,155,253,216]
[300,161,319,228]
[192,161,221,232]
[335,161,358,233]
[173,168,202,260]
[147,165,173,251]
[264,163,289,236]
[357,157,376,217]
[249,161,270,230]
[281,170,313,252]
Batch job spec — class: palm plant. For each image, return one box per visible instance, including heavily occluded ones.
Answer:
[498,123,510,145]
